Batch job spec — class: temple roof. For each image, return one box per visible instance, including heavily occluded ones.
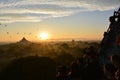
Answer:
[19,37,30,44]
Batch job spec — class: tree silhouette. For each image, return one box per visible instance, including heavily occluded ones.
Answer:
[0,56,56,80]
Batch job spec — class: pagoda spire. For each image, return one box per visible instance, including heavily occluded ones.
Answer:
[18,37,30,44]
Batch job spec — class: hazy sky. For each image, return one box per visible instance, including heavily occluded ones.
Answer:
[0,0,120,42]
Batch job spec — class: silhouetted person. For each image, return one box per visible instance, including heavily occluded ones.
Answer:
[115,68,120,80]
[108,16,116,32]
[83,60,102,80]
[103,64,116,80]
[117,8,120,22]
[105,13,117,46]
[76,58,86,79]
[56,66,70,80]
[0,56,56,80]
[110,54,120,69]
[68,62,81,80]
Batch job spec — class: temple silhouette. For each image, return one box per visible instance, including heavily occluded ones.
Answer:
[98,8,120,64]
[18,37,31,44]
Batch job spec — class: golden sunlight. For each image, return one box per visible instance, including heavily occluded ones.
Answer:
[39,32,49,40]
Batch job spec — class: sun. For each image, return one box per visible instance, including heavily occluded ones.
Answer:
[39,32,49,40]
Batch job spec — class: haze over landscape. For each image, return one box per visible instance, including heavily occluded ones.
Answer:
[0,0,120,42]
[1,1,120,80]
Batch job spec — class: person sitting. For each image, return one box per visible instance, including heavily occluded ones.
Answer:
[110,54,120,69]
[68,61,82,80]
[56,65,70,80]
[103,64,116,80]
[115,68,120,80]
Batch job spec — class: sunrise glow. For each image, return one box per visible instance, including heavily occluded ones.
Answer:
[39,32,49,40]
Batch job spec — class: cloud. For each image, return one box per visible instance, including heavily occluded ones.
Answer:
[0,0,120,23]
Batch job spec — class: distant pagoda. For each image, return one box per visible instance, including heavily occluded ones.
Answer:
[18,37,31,44]
[98,8,120,64]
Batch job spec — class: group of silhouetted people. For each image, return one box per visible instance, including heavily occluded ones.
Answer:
[102,54,120,80]
[56,52,100,80]
[56,53,120,80]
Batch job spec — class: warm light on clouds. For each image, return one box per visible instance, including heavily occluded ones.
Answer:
[0,0,119,42]
[0,0,119,23]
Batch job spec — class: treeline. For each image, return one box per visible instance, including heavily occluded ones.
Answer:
[0,41,100,71]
